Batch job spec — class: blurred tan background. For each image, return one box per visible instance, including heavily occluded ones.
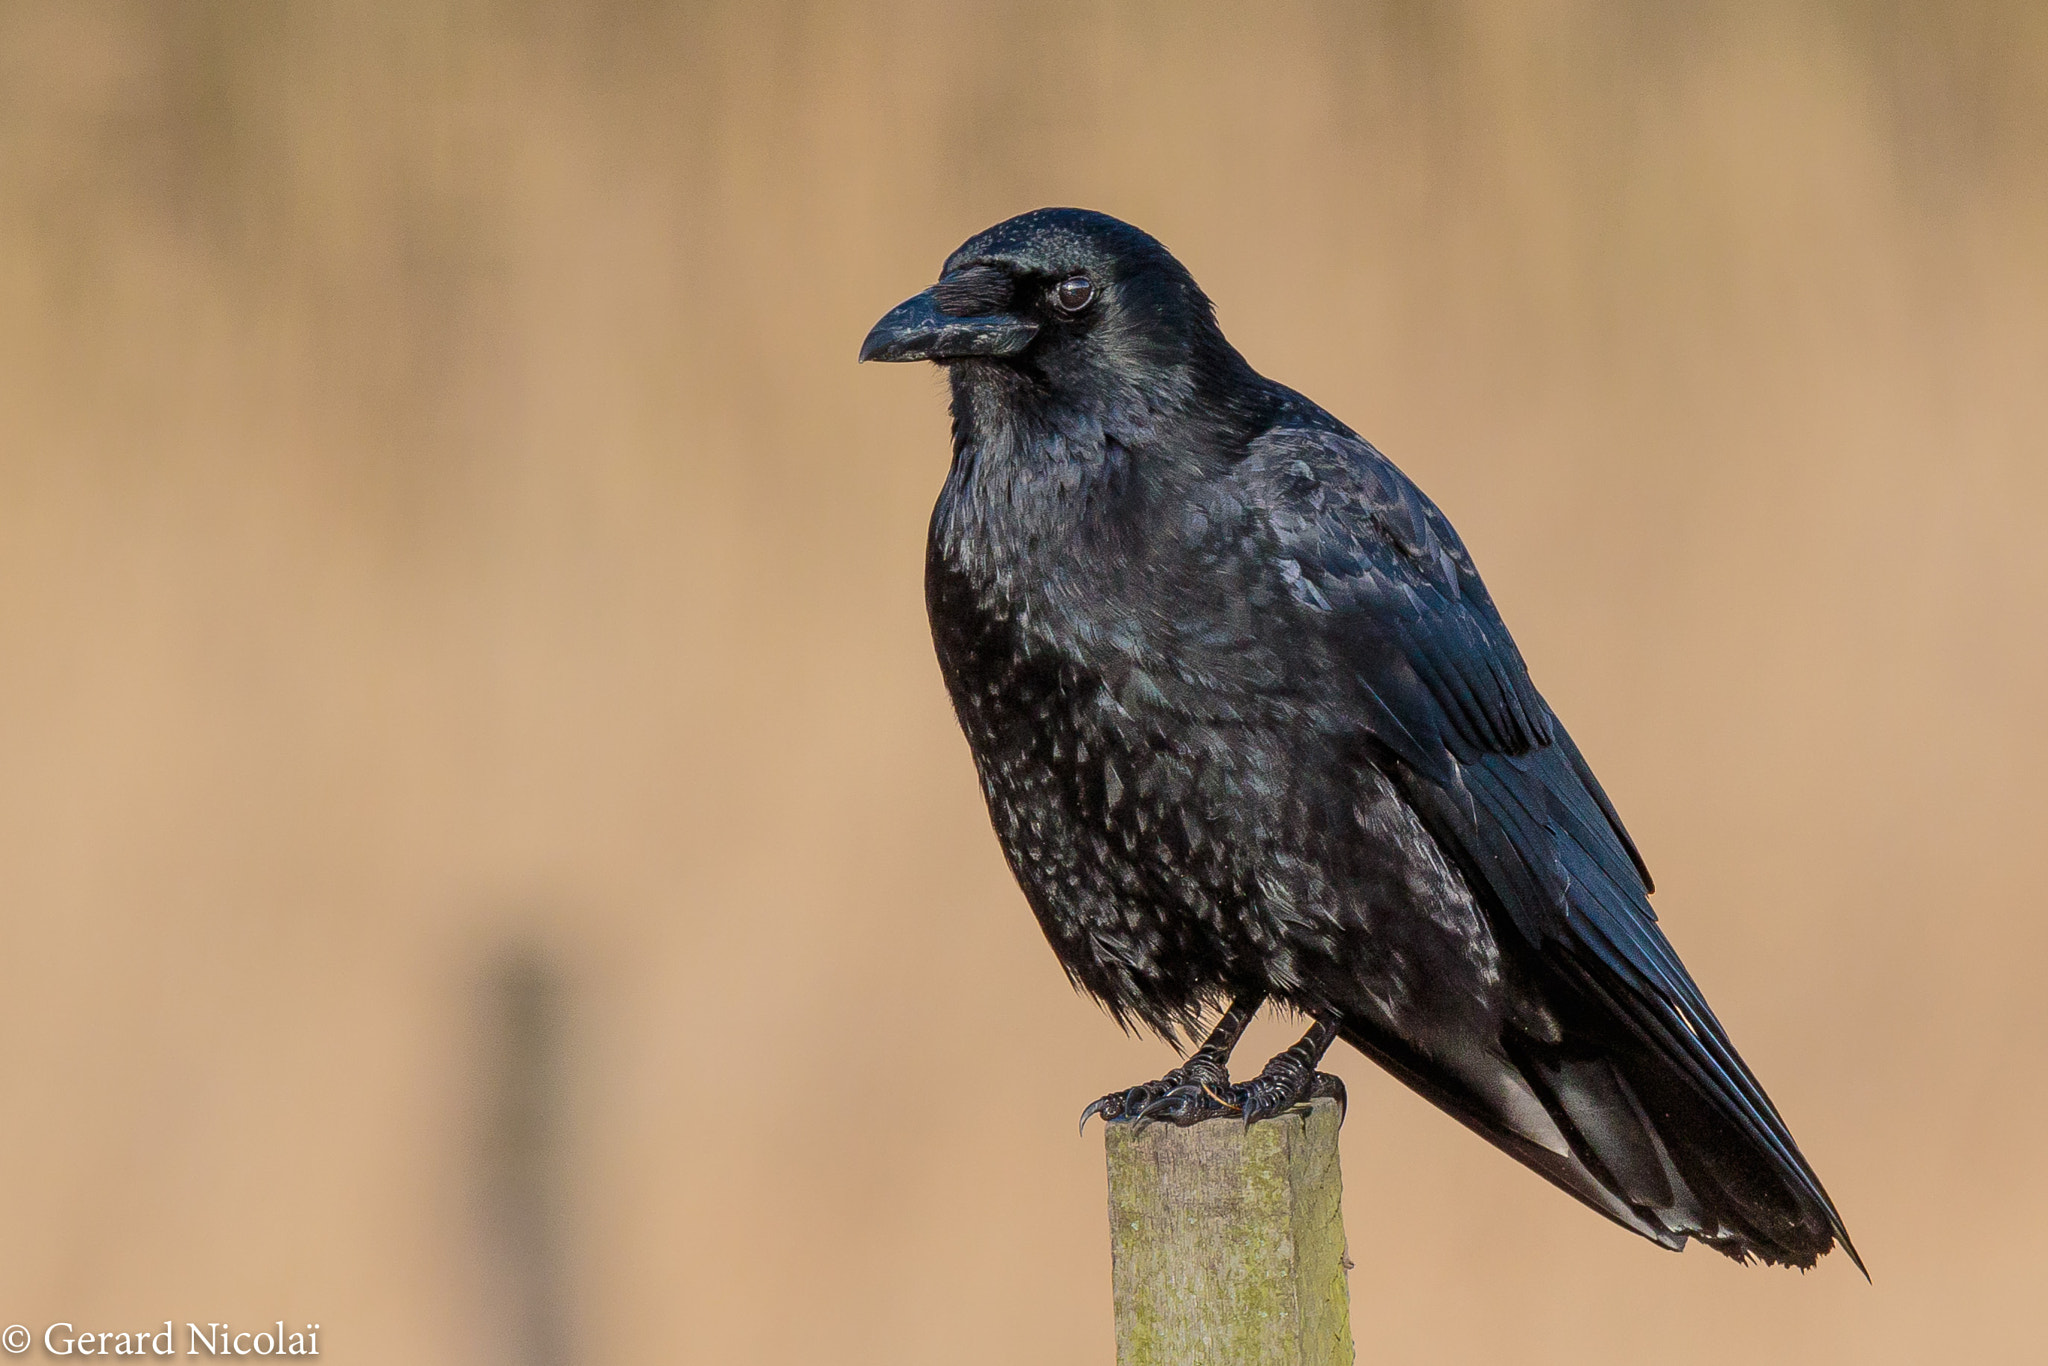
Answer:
[2,2,2044,1362]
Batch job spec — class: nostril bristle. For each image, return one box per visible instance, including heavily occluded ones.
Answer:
[932,264,1014,317]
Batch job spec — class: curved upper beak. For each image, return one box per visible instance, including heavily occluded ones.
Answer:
[858,287,1039,363]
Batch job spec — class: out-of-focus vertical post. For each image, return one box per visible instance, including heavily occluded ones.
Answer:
[1106,1098,1353,1366]
[480,946,570,1366]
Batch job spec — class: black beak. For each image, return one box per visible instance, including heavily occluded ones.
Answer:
[858,287,1039,363]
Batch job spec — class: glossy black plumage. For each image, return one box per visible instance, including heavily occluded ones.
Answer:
[862,208,1858,1271]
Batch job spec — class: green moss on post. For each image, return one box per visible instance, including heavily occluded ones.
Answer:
[1106,1098,1353,1366]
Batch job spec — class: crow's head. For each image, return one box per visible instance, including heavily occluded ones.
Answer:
[860,208,1261,425]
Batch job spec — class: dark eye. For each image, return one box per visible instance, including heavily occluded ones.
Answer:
[1053,275,1095,313]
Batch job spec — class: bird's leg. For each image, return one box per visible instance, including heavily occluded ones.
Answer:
[1224,1013,1346,1124]
[1079,992,1264,1130]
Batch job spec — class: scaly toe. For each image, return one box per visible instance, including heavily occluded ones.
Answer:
[1234,1062,1316,1123]
[1310,1071,1347,1122]
[1133,1083,1231,1126]
[1080,1081,1169,1130]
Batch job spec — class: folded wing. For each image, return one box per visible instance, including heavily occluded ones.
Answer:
[1241,419,1859,1270]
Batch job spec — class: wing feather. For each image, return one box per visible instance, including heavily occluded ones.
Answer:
[1238,418,1857,1269]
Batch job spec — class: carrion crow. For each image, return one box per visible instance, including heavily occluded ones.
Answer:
[860,208,1858,1271]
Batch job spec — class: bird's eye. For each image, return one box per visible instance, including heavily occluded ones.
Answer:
[1053,275,1095,313]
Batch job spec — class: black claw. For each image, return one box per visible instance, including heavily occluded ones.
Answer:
[1220,1061,1348,1125]
[1084,1062,1246,1130]
[1080,1082,1165,1130]
[1132,1086,1184,1122]
[1310,1071,1348,1122]
[1133,1083,1213,1125]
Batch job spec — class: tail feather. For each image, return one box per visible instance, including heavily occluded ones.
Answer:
[1336,1017,1684,1251]
[1380,742,1861,1274]
[1338,1013,1863,1272]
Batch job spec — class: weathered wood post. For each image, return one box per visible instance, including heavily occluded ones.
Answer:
[1105,1098,1354,1366]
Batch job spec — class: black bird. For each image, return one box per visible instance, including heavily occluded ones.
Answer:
[860,207,1858,1271]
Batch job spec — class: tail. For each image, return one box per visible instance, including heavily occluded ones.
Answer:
[1337,1013,1865,1273]
[1372,735,1861,1273]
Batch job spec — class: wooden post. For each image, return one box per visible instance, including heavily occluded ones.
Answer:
[1106,1098,1354,1366]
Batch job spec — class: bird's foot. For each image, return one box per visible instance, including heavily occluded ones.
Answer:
[1078,1054,1235,1130]
[1080,1058,1347,1129]
[1230,1058,1347,1124]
